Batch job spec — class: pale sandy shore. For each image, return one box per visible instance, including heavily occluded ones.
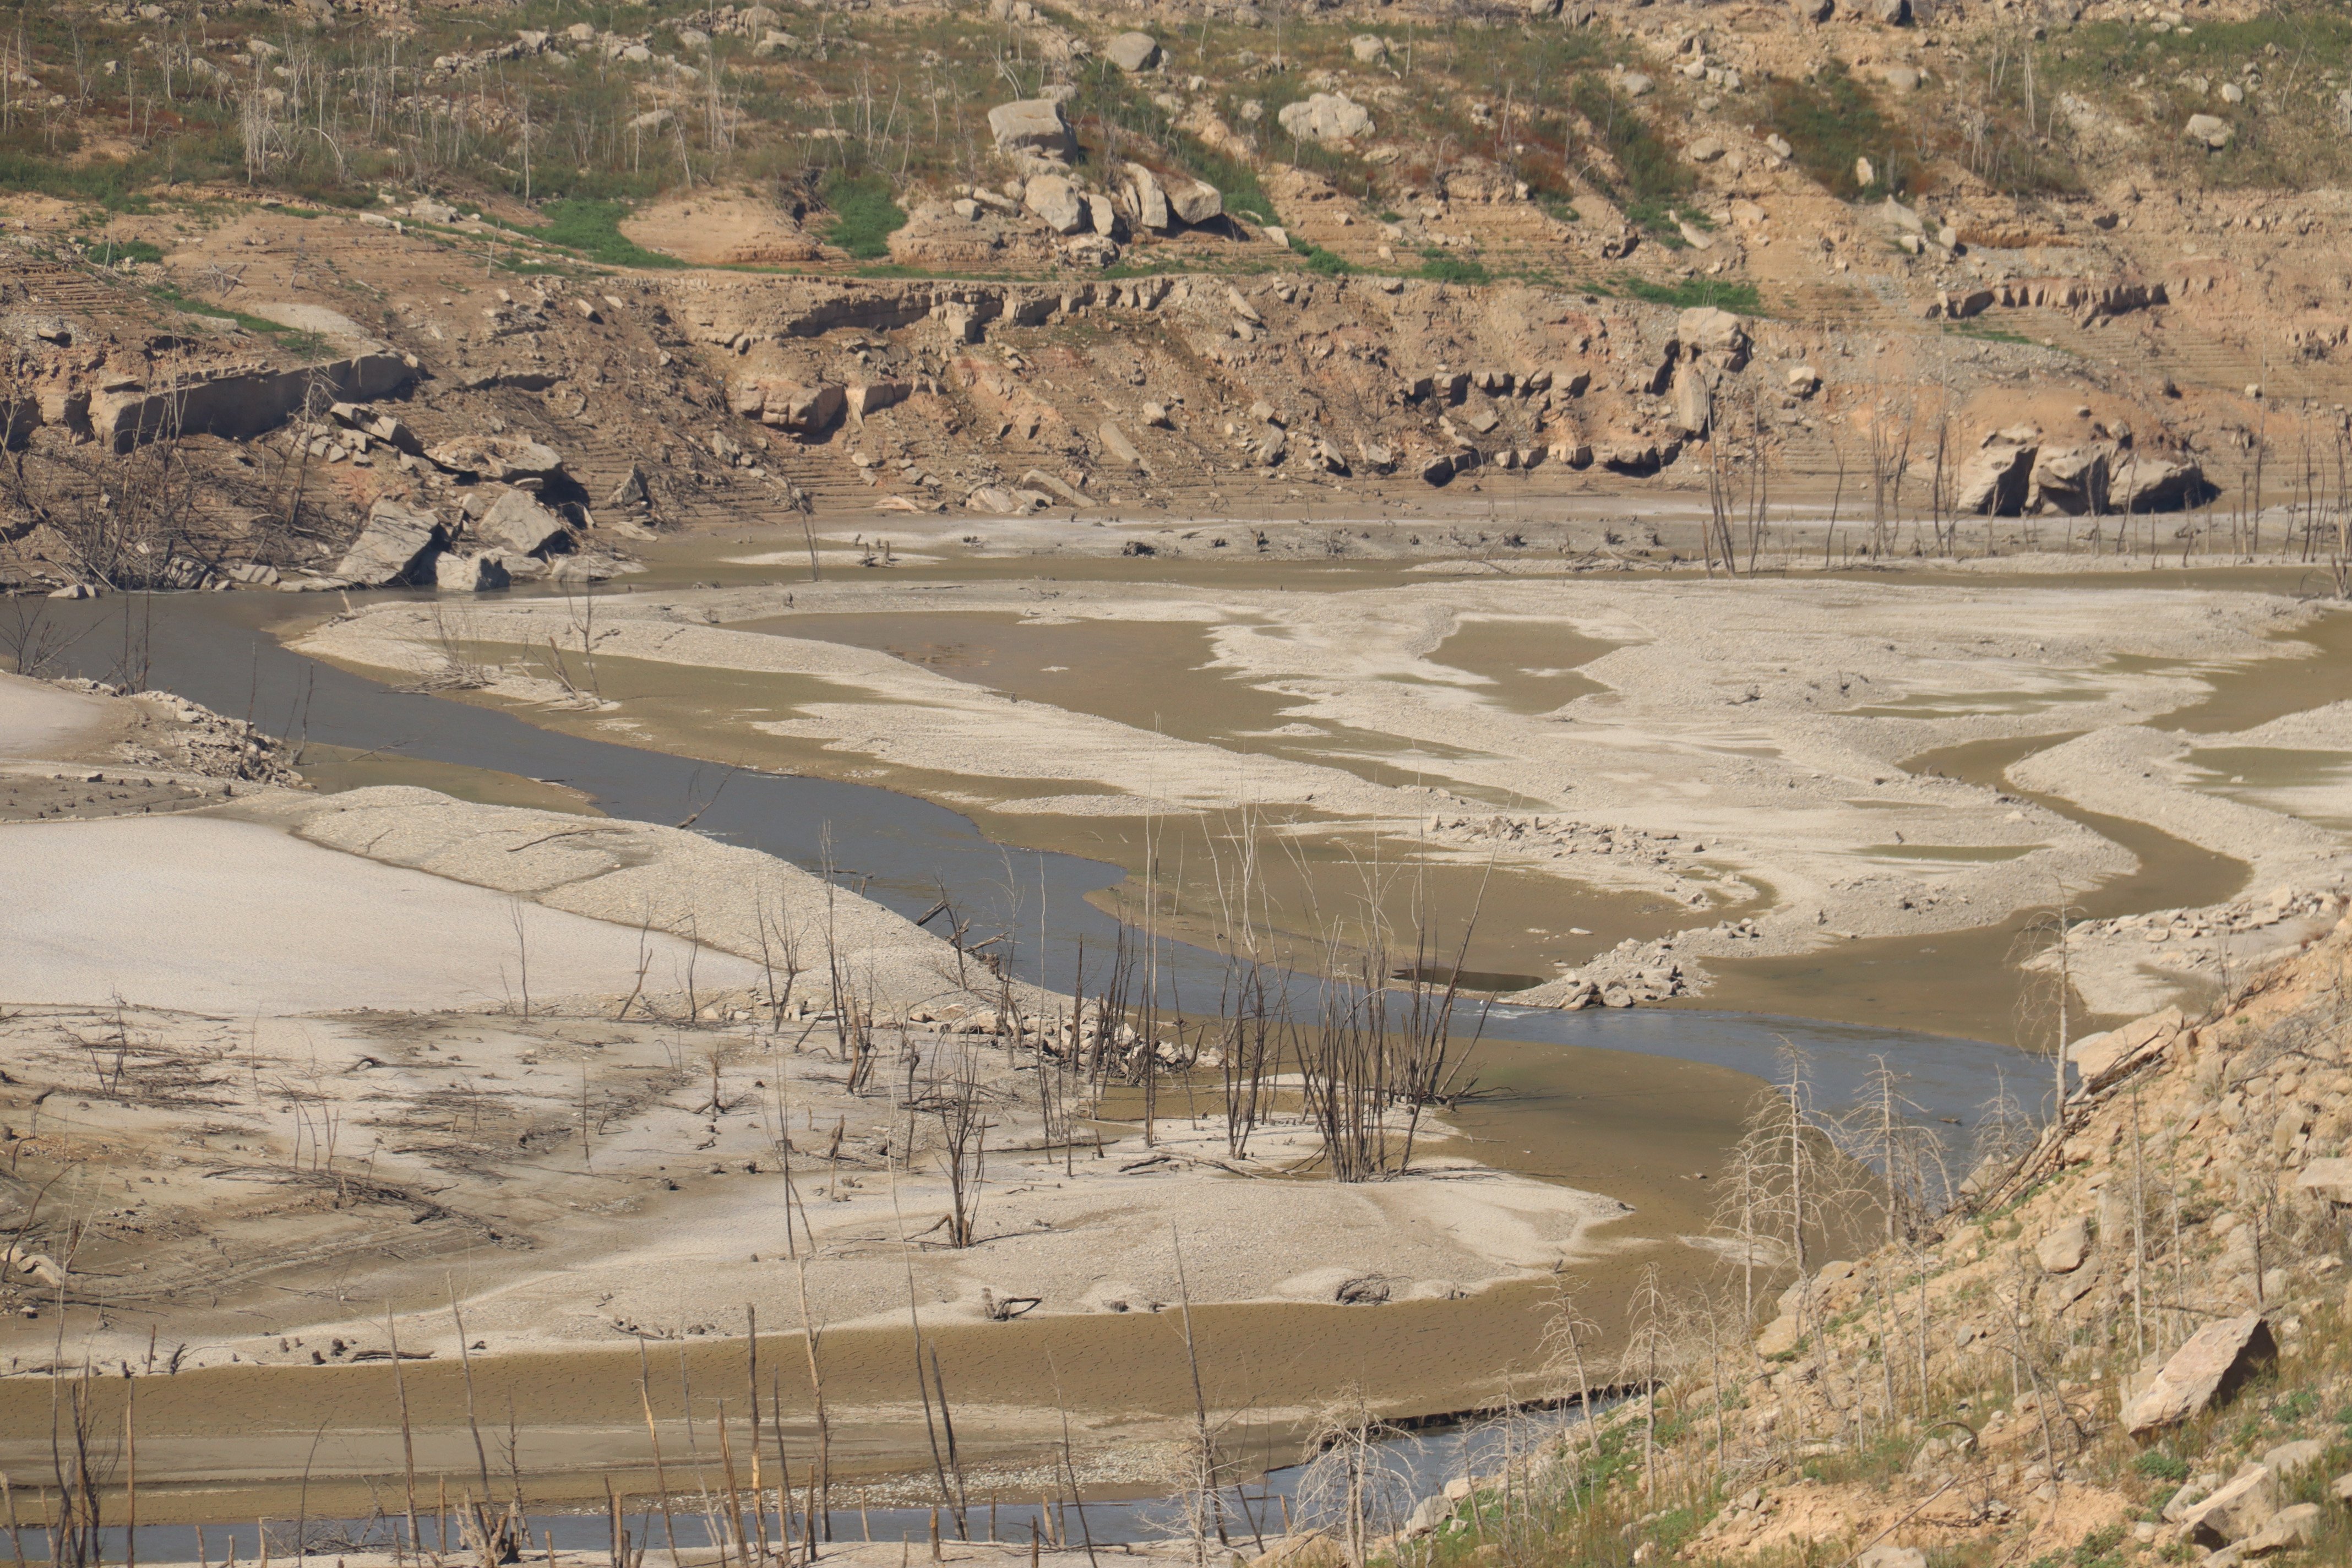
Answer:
[294,570,2352,1021]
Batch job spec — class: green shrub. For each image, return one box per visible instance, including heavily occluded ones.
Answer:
[2133,1451,2189,1482]
[1289,235,1351,275]
[821,171,906,260]
[1570,74,1692,237]
[1758,61,1902,200]
[91,237,166,265]
[536,200,688,269]
[1419,248,1489,285]
[1613,276,1761,313]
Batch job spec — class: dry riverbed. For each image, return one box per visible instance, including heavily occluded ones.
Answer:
[0,669,1749,1518]
[291,549,2352,1037]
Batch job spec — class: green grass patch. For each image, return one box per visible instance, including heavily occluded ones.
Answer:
[1570,73,1693,239]
[1757,60,1903,200]
[144,281,333,350]
[534,200,688,269]
[90,237,165,266]
[1611,275,1761,313]
[1419,248,1489,286]
[820,171,906,261]
[1943,319,2035,346]
[1288,235,1352,276]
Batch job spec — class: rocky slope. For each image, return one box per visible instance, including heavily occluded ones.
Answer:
[1319,911,2352,1568]
[2,0,2348,590]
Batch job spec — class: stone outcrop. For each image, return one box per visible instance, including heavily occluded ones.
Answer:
[1954,438,2037,515]
[1276,92,1373,144]
[335,497,444,586]
[470,488,571,557]
[988,99,1074,158]
[1023,175,1086,236]
[1104,31,1159,71]
[424,435,564,481]
[2120,1313,2277,1435]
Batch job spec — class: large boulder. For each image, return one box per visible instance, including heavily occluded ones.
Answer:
[2181,1462,2279,1548]
[989,99,1074,158]
[336,497,445,586]
[472,488,572,557]
[758,382,846,435]
[2109,452,2207,512]
[1024,174,1087,235]
[1675,306,1751,368]
[2121,1312,2275,1435]
[2068,1005,2181,1086]
[2185,113,2234,150]
[1104,31,1160,71]
[1167,178,1224,227]
[1954,440,2037,515]
[2030,444,2112,515]
[1124,164,1172,232]
[1276,92,1374,144]
[848,381,912,420]
[1098,421,1144,467]
[2035,1216,2089,1274]
[2241,1503,2321,1556]
[434,552,511,593]
[1670,366,1713,438]
[424,434,563,482]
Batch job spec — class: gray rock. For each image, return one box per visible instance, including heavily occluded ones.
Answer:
[2030,444,2113,516]
[1124,164,1172,232]
[1670,366,1713,438]
[2184,1464,2279,1548]
[1098,421,1144,467]
[2109,452,2206,511]
[2260,1440,2324,1480]
[1276,92,1373,144]
[1620,73,1653,97]
[1676,305,1751,366]
[2241,1504,2320,1556]
[424,434,563,481]
[336,497,444,586]
[1349,34,1389,63]
[1085,193,1119,238]
[2122,1313,2275,1435]
[1874,0,1910,22]
[1104,31,1159,71]
[1418,451,1458,484]
[1167,177,1223,227]
[1025,174,1086,235]
[434,552,511,593]
[1954,441,2037,515]
[847,380,911,420]
[472,488,571,557]
[760,382,846,435]
[2185,113,2234,149]
[988,98,1074,157]
[2037,1215,2090,1273]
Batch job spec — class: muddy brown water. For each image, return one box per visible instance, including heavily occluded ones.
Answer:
[0,1037,1756,1523]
